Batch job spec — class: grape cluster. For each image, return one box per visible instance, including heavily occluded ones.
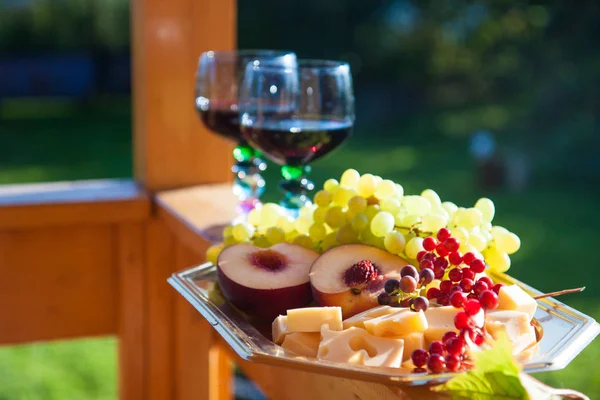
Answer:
[205,169,522,272]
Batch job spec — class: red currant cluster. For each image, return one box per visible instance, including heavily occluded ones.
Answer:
[411,331,467,373]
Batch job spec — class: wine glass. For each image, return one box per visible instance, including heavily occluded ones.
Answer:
[239,59,355,212]
[195,50,297,213]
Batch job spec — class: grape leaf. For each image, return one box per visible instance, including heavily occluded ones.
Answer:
[431,333,529,400]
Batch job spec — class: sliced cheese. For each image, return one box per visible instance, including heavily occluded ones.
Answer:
[423,306,459,344]
[318,326,405,368]
[342,306,401,329]
[364,309,428,337]
[497,285,537,321]
[287,307,343,332]
[272,315,289,344]
[397,332,424,361]
[281,332,321,358]
[485,310,537,354]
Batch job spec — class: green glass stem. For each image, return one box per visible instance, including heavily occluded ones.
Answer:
[279,164,314,211]
[231,141,265,213]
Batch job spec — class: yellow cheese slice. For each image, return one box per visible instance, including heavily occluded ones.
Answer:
[397,332,424,361]
[286,307,343,332]
[485,310,537,354]
[272,315,289,344]
[496,285,537,321]
[342,306,401,329]
[363,309,428,337]
[318,326,405,368]
[281,332,321,358]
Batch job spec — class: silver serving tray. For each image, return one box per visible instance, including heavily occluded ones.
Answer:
[168,262,599,386]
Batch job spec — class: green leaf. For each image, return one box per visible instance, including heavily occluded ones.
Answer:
[432,333,529,400]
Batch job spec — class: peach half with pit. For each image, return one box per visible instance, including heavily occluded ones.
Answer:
[217,243,319,320]
[309,244,409,319]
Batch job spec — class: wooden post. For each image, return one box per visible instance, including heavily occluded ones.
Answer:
[130,0,237,398]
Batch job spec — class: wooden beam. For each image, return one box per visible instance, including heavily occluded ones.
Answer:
[0,179,150,230]
[132,0,236,191]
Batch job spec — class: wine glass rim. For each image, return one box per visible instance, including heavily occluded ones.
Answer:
[248,59,350,72]
[200,49,295,59]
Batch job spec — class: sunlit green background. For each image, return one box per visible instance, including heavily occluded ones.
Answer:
[1,0,599,399]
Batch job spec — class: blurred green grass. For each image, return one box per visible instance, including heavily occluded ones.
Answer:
[0,110,598,399]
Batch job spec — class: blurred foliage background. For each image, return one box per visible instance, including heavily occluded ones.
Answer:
[0,0,599,399]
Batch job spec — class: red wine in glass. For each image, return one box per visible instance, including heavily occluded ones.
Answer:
[197,105,242,143]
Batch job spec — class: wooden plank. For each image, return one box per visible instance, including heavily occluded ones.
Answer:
[145,218,176,400]
[117,223,147,400]
[0,179,150,230]
[132,0,235,191]
[0,226,117,344]
[156,183,238,252]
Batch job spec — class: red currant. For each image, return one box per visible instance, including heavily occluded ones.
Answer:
[445,354,461,371]
[437,294,450,306]
[454,311,469,329]
[460,278,474,292]
[427,287,441,299]
[434,265,445,279]
[448,251,463,265]
[434,257,449,270]
[416,251,427,262]
[411,349,429,367]
[444,238,460,252]
[445,337,466,356]
[429,340,445,355]
[427,354,446,373]
[492,283,505,295]
[464,299,482,316]
[437,228,451,242]
[420,259,434,270]
[479,290,499,309]
[462,252,476,265]
[450,291,467,308]
[423,237,437,251]
[442,331,458,344]
[440,280,453,293]
[423,252,436,261]
[470,259,486,273]
[473,280,489,296]
[478,276,494,287]
[448,268,463,282]
[436,243,449,257]
[462,268,475,280]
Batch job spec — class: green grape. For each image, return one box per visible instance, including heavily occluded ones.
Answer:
[450,227,469,246]
[322,232,338,251]
[351,213,369,232]
[293,234,314,249]
[365,204,381,220]
[206,244,224,264]
[314,190,332,207]
[491,225,509,239]
[348,195,367,213]
[261,203,283,225]
[336,224,358,244]
[323,179,340,192]
[223,235,237,246]
[285,230,299,242]
[266,227,285,244]
[308,223,327,241]
[294,217,312,235]
[370,211,395,237]
[371,236,386,250]
[400,213,421,227]
[246,208,261,226]
[481,221,493,232]
[325,206,346,228]
[454,207,483,229]
[421,189,441,206]
[394,210,407,226]
[403,196,431,216]
[332,187,355,207]
[276,216,295,233]
[340,168,361,189]
[253,236,271,248]
[442,201,458,216]
[421,214,447,233]
[394,184,404,199]
[494,231,521,254]
[405,237,424,259]
[475,197,495,223]
[299,205,315,220]
[374,179,396,200]
[468,230,487,252]
[483,247,511,273]
[313,206,329,223]
[223,225,233,237]
[384,231,406,255]
[430,205,450,220]
[459,242,476,255]
[232,223,255,241]
[380,198,401,215]
[357,173,377,197]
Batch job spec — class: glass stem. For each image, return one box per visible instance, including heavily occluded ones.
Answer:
[279,165,314,213]
[232,141,266,214]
